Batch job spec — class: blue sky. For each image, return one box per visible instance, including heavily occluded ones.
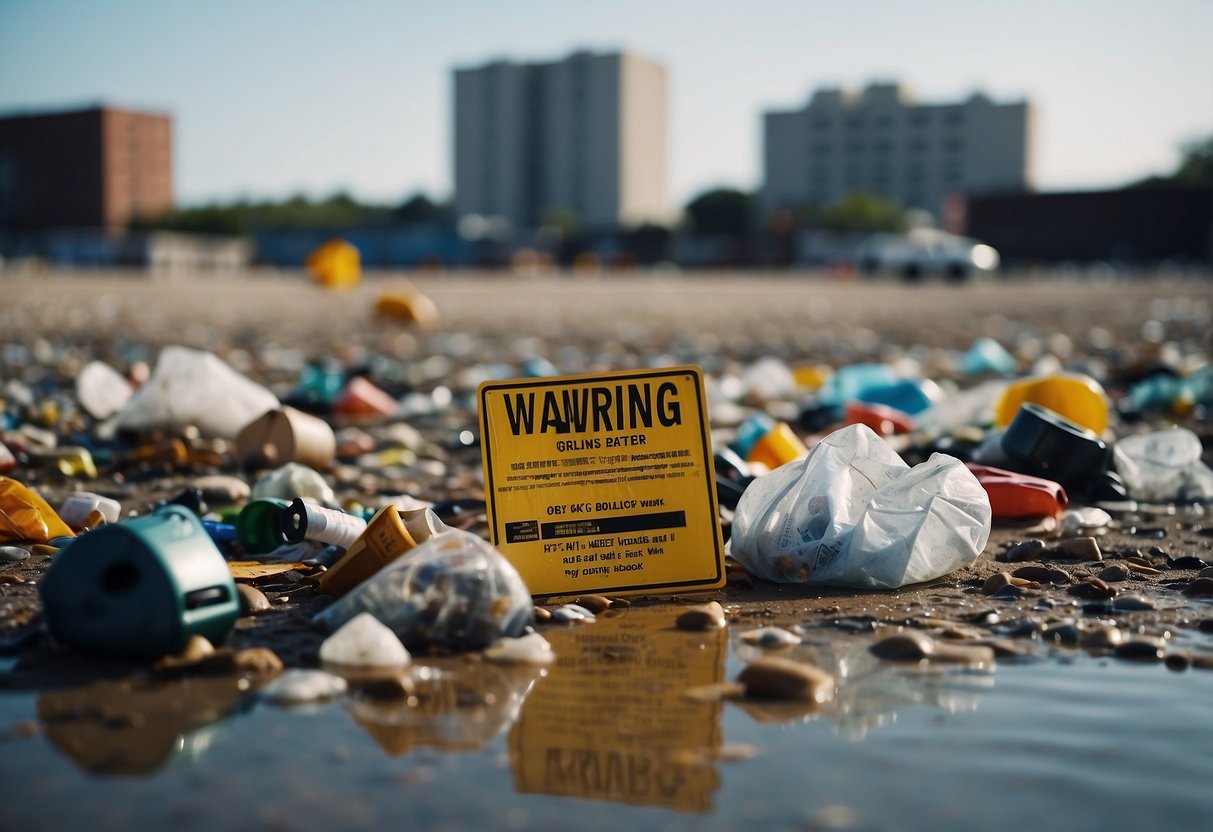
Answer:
[1,0,1210,208]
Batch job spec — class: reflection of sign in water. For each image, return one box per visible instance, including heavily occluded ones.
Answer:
[509,608,726,813]
[479,367,725,597]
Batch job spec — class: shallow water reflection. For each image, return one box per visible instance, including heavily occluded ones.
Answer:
[511,608,727,813]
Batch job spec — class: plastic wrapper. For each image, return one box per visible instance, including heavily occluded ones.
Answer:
[315,529,533,650]
[111,346,278,440]
[1113,427,1213,502]
[729,424,991,588]
[251,462,337,507]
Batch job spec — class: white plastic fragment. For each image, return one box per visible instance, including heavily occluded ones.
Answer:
[112,345,278,439]
[729,423,992,588]
[1058,507,1113,537]
[75,361,132,420]
[260,669,348,705]
[551,604,596,623]
[251,462,337,507]
[484,632,556,665]
[57,492,122,529]
[320,612,411,669]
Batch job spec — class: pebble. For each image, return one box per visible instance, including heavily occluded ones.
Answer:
[532,606,553,623]
[1097,564,1131,583]
[1000,539,1045,563]
[1042,622,1080,646]
[483,631,556,665]
[0,546,30,562]
[572,595,612,614]
[1053,537,1103,561]
[1078,623,1124,649]
[736,656,834,703]
[0,573,26,585]
[1183,577,1213,597]
[260,669,348,704]
[869,629,995,664]
[676,601,727,631]
[154,634,216,670]
[1124,561,1163,577]
[1169,556,1208,570]
[982,572,1040,595]
[1112,594,1156,612]
[1164,654,1191,672]
[1011,565,1069,584]
[1113,638,1166,662]
[236,583,272,615]
[551,604,595,623]
[319,612,411,669]
[740,626,801,648]
[1068,578,1116,599]
[230,647,285,676]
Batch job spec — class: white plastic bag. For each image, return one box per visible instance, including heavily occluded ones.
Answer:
[729,423,991,588]
[1113,427,1213,502]
[112,346,278,439]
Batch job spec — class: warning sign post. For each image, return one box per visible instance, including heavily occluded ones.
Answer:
[478,367,725,597]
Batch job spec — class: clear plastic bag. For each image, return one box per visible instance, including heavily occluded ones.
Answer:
[315,529,533,650]
[728,424,991,588]
[1113,427,1213,502]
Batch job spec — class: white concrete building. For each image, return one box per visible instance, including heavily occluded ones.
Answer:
[763,83,1032,220]
[454,50,668,232]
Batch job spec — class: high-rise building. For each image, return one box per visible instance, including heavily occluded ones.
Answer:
[763,83,1031,219]
[453,50,667,232]
[0,105,173,231]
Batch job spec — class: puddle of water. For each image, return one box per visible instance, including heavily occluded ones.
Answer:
[1,607,1211,831]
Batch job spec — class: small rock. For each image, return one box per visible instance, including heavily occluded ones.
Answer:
[1097,564,1131,583]
[869,629,994,664]
[1053,537,1102,561]
[532,606,553,623]
[980,577,1038,596]
[737,656,834,703]
[1011,565,1069,584]
[236,583,272,615]
[0,573,26,585]
[1112,594,1156,612]
[483,632,555,665]
[1113,638,1166,662]
[1068,578,1115,599]
[155,635,216,671]
[1164,654,1191,672]
[1078,623,1124,649]
[991,584,1026,600]
[1000,539,1046,563]
[0,546,30,562]
[1042,622,1080,645]
[551,604,595,623]
[1169,556,1208,570]
[573,595,612,614]
[231,647,284,676]
[740,627,801,648]
[320,612,411,669]
[260,669,348,704]
[1183,577,1213,597]
[192,475,252,504]
[676,601,727,631]
[1124,561,1163,577]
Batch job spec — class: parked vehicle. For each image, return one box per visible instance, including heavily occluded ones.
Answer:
[856,228,1000,281]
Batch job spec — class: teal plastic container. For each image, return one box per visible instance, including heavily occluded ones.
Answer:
[40,505,239,660]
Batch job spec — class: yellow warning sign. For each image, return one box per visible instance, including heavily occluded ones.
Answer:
[478,367,725,597]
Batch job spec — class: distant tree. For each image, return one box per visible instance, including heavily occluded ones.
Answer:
[808,192,906,233]
[684,188,753,236]
[393,193,452,224]
[1126,134,1213,189]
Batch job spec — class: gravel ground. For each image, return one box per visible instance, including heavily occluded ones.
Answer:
[2,268,1212,683]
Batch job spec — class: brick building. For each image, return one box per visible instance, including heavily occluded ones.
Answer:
[0,105,172,231]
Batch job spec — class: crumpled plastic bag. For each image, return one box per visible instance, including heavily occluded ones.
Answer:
[111,346,278,440]
[0,477,75,543]
[315,529,533,650]
[1114,427,1213,502]
[728,424,991,588]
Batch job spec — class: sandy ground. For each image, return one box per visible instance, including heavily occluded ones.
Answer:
[1,268,1212,683]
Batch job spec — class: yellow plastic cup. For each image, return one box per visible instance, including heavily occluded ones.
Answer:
[746,421,808,470]
[994,373,1109,435]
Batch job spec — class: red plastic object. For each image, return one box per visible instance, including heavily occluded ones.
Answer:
[967,464,1068,519]
[845,401,914,436]
[333,376,399,418]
